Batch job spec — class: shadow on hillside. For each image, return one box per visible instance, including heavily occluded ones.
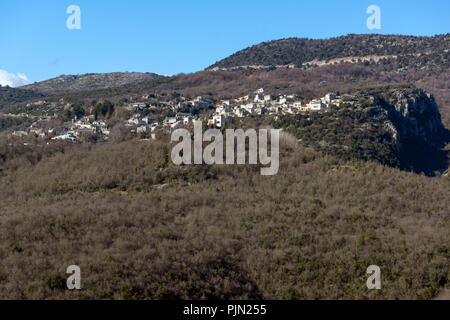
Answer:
[400,128,450,176]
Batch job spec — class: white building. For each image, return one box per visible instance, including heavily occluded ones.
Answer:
[142,116,154,125]
[282,105,297,114]
[242,103,256,114]
[12,131,28,137]
[278,95,293,105]
[308,99,326,111]
[266,105,281,114]
[182,115,194,125]
[127,116,146,126]
[254,94,265,102]
[192,96,211,109]
[255,106,266,115]
[293,101,304,109]
[52,134,77,142]
[137,126,148,133]
[216,104,232,114]
[209,114,232,128]
[163,117,178,126]
[322,93,336,104]
[128,102,148,111]
[234,108,249,118]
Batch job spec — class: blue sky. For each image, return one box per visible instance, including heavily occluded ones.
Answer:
[0,0,448,85]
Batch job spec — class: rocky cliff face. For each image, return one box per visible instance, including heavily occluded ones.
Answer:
[274,86,448,175]
[374,87,448,173]
[381,88,446,148]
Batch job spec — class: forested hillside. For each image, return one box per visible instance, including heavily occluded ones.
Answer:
[0,33,448,300]
[0,86,45,108]
[0,138,448,299]
[208,34,449,70]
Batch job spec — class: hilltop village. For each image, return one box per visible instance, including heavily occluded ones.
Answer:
[8,88,351,142]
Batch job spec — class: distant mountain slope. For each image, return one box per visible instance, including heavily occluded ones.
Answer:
[21,72,162,95]
[0,86,45,108]
[207,34,449,70]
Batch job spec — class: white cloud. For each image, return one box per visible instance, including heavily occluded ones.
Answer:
[0,70,32,87]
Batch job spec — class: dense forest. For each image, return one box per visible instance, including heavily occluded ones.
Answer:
[0,136,448,299]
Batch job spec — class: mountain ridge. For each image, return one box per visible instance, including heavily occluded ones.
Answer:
[20,71,162,95]
[207,34,449,70]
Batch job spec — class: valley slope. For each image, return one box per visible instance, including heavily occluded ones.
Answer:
[0,34,448,299]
